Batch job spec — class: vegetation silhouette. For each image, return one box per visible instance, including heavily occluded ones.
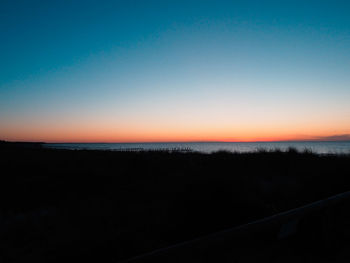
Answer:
[1,141,350,262]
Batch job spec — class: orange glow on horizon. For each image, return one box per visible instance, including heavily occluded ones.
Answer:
[1,114,349,143]
[2,130,348,143]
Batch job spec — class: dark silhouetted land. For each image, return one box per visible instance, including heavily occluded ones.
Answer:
[1,141,350,262]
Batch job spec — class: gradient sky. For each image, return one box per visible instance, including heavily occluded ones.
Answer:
[1,0,350,142]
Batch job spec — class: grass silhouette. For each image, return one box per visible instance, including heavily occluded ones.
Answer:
[1,141,350,262]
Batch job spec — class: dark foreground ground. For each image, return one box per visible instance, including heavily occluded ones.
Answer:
[1,141,350,262]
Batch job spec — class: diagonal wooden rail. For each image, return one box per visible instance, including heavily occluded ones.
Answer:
[121,190,350,263]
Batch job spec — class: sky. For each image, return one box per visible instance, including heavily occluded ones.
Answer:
[1,0,350,142]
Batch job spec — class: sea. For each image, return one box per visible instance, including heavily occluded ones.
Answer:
[45,141,350,154]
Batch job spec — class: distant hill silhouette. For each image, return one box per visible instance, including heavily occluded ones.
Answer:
[314,134,350,141]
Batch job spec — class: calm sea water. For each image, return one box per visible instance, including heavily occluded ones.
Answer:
[45,141,350,154]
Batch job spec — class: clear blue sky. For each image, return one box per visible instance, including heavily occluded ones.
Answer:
[1,0,350,142]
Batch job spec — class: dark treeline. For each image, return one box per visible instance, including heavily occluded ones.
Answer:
[1,141,350,262]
